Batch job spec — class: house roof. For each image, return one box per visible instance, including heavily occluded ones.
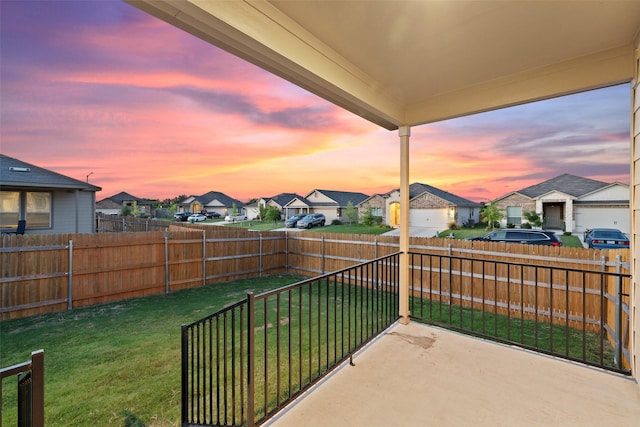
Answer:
[516,174,611,199]
[129,1,640,130]
[268,192,307,207]
[0,154,101,192]
[181,191,244,208]
[308,190,370,207]
[408,183,481,207]
[98,191,148,205]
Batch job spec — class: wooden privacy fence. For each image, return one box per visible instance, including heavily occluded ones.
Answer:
[1,228,287,320]
[1,227,629,324]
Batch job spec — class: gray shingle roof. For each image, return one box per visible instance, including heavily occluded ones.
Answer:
[184,191,244,208]
[409,183,481,207]
[100,191,148,204]
[268,193,307,207]
[1,154,101,191]
[310,190,370,207]
[516,174,609,198]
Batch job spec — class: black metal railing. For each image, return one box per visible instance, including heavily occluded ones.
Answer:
[408,252,631,374]
[0,350,45,427]
[181,253,400,426]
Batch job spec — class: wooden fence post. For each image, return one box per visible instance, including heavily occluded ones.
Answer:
[259,233,263,277]
[67,240,73,310]
[164,234,169,294]
[202,231,206,287]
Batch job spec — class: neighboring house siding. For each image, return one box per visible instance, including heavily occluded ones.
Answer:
[358,195,386,219]
[409,193,450,209]
[47,190,95,234]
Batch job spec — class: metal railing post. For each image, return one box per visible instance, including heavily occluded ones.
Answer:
[67,240,73,310]
[614,254,621,368]
[31,349,45,427]
[247,292,256,427]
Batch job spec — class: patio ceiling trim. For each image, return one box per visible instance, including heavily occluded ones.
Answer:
[127,0,403,130]
[127,0,639,130]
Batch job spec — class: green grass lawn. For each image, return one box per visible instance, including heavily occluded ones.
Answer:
[307,223,394,234]
[0,275,303,427]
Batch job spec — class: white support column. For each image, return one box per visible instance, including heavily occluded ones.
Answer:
[399,125,411,324]
[630,34,640,378]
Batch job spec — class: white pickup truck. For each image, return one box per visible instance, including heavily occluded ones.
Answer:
[224,214,247,222]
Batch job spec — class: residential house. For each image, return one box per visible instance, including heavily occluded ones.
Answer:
[359,183,481,231]
[96,191,153,217]
[284,190,369,224]
[178,191,245,218]
[0,154,101,234]
[266,193,310,219]
[493,174,629,234]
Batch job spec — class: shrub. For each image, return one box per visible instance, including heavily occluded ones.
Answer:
[331,219,342,225]
[448,221,459,230]
[521,222,532,229]
[507,223,515,228]
[373,216,383,226]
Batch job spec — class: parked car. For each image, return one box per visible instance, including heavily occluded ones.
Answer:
[466,229,562,246]
[174,212,191,222]
[205,211,221,219]
[225,214,247,222]
[584,228,629,249]
[297,213,326,229]
[187,213,208,222]
[285,213,307,228]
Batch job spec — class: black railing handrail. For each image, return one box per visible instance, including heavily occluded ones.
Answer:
[182,253,400,427]
[407,251,631,375]
[0,349,45,426]
[408,250,631,278]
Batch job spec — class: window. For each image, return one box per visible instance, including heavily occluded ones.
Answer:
[26,192,51,228]
[371,207,383,217]
[506,206,522,225]
[0,191,20,229]
[0,190,52,230]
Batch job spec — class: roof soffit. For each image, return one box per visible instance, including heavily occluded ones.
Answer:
[128,0,640,130]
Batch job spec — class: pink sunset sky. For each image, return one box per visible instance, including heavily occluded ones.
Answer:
[0,1,631,203]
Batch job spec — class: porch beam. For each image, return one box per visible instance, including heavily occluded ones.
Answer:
[399,126,410,324]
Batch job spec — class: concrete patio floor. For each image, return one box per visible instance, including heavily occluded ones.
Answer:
[265,322,640,427]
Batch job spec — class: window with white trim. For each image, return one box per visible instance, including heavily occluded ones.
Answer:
[506,206,522,225]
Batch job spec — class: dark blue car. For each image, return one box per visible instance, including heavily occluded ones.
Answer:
[584,228,629,249]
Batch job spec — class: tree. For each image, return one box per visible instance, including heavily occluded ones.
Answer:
[524,210,543,228]
[480,202,503,230]
[258,204,268,222]
[361,206,375,226]
[265,206,281,223]
[131,201,140,217]
[231,202,238,217]
[344,201,358,225]
[121,205,132,217]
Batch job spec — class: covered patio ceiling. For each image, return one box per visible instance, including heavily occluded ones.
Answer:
[127,0,640,130]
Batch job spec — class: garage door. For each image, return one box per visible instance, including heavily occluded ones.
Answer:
[409,209,449,232]
[574,206,630,234]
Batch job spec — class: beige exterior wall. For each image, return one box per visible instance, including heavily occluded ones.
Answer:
[632,35,640,378]
[409,192,450,209]
[358,195,386,219]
